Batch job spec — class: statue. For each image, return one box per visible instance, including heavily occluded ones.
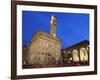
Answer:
[50,15,57,37]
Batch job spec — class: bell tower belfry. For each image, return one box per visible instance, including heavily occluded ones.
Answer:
[50,15,57,37]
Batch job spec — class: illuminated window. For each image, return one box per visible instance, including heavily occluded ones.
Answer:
[46,43,48,47]
[63,51,66,53]
[80,47,88,62]
[72,49,79,62]
[23,61,26,64]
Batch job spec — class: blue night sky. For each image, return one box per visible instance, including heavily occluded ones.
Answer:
[22,11,89,49]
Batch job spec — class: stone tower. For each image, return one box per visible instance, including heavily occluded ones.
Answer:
[22,16,62,68]
[50,15,57,37]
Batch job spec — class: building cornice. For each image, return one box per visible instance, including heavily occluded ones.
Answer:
[31,31,62,44]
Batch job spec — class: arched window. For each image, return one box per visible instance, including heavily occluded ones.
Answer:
[80,47,88,62]
[72,49,79,62]
[42,52,44,55]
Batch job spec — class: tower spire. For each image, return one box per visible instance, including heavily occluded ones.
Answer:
[50,15,57,37]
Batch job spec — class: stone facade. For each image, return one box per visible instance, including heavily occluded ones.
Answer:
[23,31,62,66]
[22,15,89,68]
[61,40,89,66]
[22,16,62,68]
